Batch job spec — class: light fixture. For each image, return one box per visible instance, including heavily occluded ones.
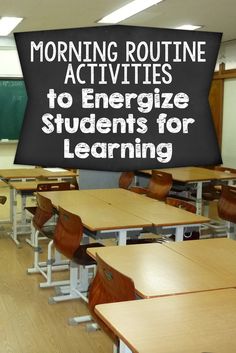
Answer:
[0,17,23,36]
[98,0,163,24]
[175,24,202,31]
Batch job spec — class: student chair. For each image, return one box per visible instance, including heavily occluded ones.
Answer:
[126,171,173,244]
[217,185,236,239]
[165,197,200,241]
[191,166,235,217]
[48,207,104,305]
[118,171,135,189]
[131,170,173,201]
[27,193,69,288]
[25,181,77,246]
[166,196,196,213]
[0,196,7,205]
[87,253,136,351]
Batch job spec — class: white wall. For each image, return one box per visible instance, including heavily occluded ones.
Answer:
[222,78,236,168]
[216,40,236,167]
[0,38,22,168]
[0,38,22,77]
[216,40,236,70]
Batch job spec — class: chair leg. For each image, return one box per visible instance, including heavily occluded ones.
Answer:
[49,262,83,303]
[27,234,70,288]
[27,229,40,272]
[49,262,94,306]
[39,240,70,288]
[25,217,36,246]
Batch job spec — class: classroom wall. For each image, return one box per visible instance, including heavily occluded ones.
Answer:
[1,37,236,170]
[0,38,22,168]
[0,38,120,187]
[222,78,236,168]
[216,40,236,167]
[216,40,236,70]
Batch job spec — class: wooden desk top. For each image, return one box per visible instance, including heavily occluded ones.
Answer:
[87,243,234,298]
[39,190,151,232]
[0,167,76,179]
[9,180,74,191]
[165,238,236,279]
[141,166,236,182]
[0,168,43,179]
[95,288,236,353]
[86,188,209,227]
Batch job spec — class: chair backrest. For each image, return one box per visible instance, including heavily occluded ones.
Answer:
[0,196,7,205]
[88,253,136,343]
[218,185,236,223]
[118,171,135,189]
[53,207,83,260]
[166,197,196,213]
[146,170,173,201]
[37,182,73,192]
[69,176,79,190]
[33,193,54,230]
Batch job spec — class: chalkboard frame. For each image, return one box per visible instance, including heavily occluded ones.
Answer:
[0,77,27,141]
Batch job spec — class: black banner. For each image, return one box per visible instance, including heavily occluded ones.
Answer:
[14,25,222,171]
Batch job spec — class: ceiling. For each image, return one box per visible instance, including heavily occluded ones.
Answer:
[0,0,236,42]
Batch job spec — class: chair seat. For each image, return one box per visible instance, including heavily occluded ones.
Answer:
[25,206,37,215]
[73,243,104,266]
[39,225,55,239]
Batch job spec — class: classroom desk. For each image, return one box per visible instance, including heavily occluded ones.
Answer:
[164,238,236,278]
[86,188,209,240]
[39,189,151,246]
[41,189,209,244]
[0,167,76,181]
[0,167,76,215]
[87,243,234,298]
[95,288,236,353]
[141,166,236,215]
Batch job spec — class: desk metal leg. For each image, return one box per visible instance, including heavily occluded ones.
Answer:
[25,222,35,246]
[118,230,127,245]
[9,187,14,223]
[226,221,236,239]
[175,226,184,242]
[196,181,203,215]
[21,194,27,225]
[119,340,133,353]
[11,188,20,246]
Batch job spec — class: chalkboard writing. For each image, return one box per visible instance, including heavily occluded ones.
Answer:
[0,79,27,140]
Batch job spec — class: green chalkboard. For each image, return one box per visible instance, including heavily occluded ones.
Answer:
[0,78,27,140]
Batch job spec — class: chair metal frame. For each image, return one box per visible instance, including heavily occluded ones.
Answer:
[48,207,103,306]
[27,193,70,288]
